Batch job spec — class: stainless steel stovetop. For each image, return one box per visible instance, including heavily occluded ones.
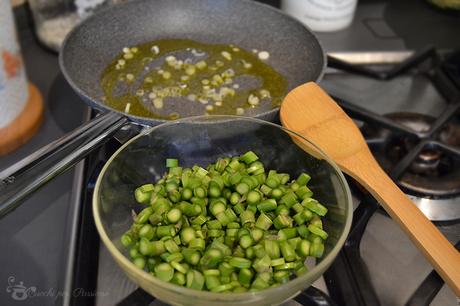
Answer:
[94,1,460,305]
[321,69,460,306]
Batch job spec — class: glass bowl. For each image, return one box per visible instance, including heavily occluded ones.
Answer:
[93,116,352,306]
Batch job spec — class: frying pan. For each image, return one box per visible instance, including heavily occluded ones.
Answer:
[0,0,326,216]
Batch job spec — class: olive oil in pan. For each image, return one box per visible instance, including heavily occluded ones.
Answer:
[100,39,287,119]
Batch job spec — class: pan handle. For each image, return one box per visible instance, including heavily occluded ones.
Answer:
[0,112,129,218]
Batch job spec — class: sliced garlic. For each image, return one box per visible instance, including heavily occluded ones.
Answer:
[211,93,222,101]
[196,60,207,70]
[220,87,235,97]
[212,74,224,85]
[259,89,271,99]
[123,53,133,60]
[124,103,131,113]
[162,71,172,79]
[153,98,163,109]
[242,60,252,69]
[258,51,270,60]
[185,65,196,76]
[191,49,206,57]
[221,51,232,61]
[151,45,160,55]
[222,68,235,78]
[247,94,260,106]
[126,73,134,81]
[173,60,184,70]
[165,55,176,63]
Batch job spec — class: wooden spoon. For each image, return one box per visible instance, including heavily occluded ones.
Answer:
[280,82,460,296]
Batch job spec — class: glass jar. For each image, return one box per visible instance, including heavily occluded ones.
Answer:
[28,0,124,51]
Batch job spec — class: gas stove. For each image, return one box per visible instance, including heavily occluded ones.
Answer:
[321,48,460,306]
[71,47,459,306]
[1,1,459,306]
[327,48,460,222]
[363,111,460,220]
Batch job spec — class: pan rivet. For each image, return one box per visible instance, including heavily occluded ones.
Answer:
[258,51,270,60]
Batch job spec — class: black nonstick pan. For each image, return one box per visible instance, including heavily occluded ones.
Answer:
[0,0,326,216]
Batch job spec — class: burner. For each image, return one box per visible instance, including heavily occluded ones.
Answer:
[362,112,460,220]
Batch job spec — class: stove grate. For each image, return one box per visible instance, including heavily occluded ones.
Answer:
[325,47,460,306]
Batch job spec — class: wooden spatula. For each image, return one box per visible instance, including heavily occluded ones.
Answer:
[280,82,460,296]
